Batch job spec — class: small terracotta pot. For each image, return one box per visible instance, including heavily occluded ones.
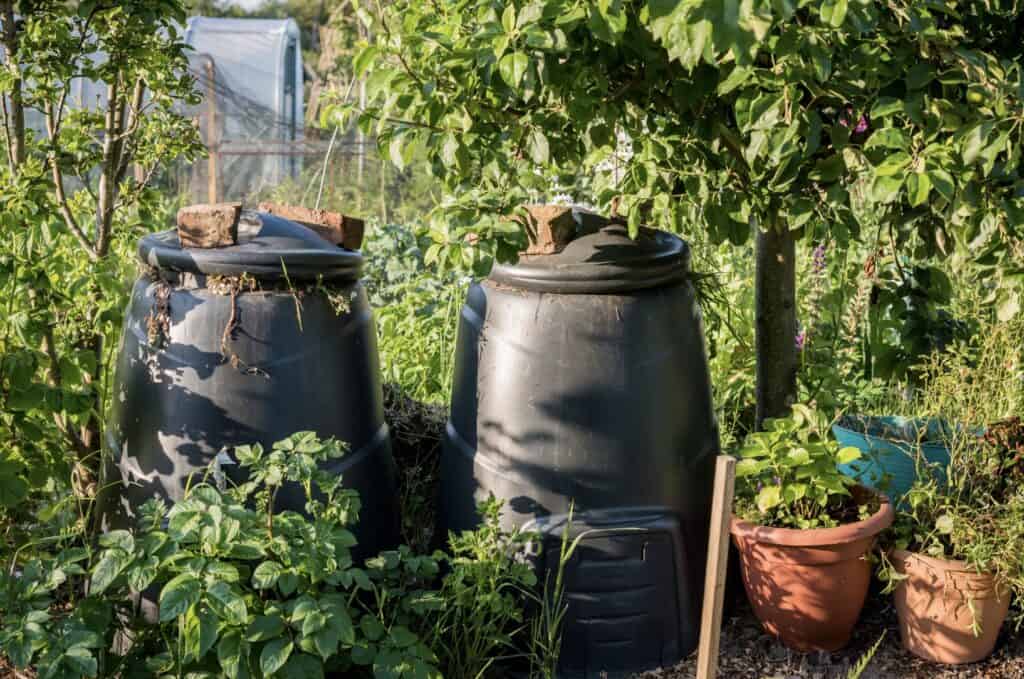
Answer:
[892,549,1010,665]
[730,487,894,652]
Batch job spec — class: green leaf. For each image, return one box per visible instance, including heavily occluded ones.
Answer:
[782,483,807,502]
[90,550,129,595]
[787,199,814,229]
[99,530,134,552]
[246,615,286,642]
[864,128,907,151]
[159,573,202,623]
[907,172,931,207]
[501,4,516,34]
[261,638,294,676]
[183,603,219,661]
[360,614,385,642]
[280,653,325,679]
[313,624,340,660]
[388,136,407,170]
[871,174,903,203]
[809,155,844,182]
[928,168,955,202]
[785,448,811,466]
[218,630,247,679]
[302,610,327,637]
[963,122,994,165]
[352,45,379,78]
[252,561,283,589]
[0,473,28,507]
[756,485,782,513]
[735,458,763,477]
[528,128,549,165]
[63,646,98,677]
[278,571,299,596]
[717,66,753,96]
[821,0,847,27]
[326,606,355,646]
[874,151,911,177]
[498,52,529,89]
[835,446,862,465]
[207,582,248,625]
[869,97,903,119]
[387,625,418,648]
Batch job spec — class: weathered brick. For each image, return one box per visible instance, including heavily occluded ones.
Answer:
[257,202,365,250]
[176,202,242,249]
[515,204,577,255]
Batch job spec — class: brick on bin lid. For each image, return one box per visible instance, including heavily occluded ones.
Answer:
[257,202,365,250]
[512,204,577,255]
[176,202,242,249]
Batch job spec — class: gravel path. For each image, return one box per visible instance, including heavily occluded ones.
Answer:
[637,598,1024,679]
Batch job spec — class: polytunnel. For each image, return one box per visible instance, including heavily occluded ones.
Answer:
[183,17,305,202]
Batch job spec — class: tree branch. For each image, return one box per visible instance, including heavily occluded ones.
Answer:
[95,74,123,258]
[44,110,99,260]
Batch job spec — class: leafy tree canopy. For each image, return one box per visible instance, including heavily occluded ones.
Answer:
[346,0,1024,285]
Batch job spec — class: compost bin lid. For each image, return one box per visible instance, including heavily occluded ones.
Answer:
[489,213,690,294]
[138,211,362,281]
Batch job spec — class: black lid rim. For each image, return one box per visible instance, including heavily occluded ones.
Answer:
[138,228,363,281]
[488,227,691,294]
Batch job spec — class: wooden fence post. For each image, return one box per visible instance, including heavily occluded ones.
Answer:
[205,57,220,204]
[696,455,737,679]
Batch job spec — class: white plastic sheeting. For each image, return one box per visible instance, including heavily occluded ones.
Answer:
[3,17,306,201]
[184,17,305,200]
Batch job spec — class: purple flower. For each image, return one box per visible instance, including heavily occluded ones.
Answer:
[757,481,764,492]
[812,243,827,275]
[839,107,870,135]
[773,476,782,486]
[795,328,807,351]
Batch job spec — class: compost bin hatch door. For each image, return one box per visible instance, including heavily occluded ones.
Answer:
[489,220,691,294]
[139,211,362,282]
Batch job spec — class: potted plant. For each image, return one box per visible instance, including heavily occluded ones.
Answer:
[879,319,1024,664]
[731,404,894,652]
[882,417,1024,664]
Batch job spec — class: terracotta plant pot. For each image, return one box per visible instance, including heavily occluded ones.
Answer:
[730,487,894,652]
[892,549,1010,665]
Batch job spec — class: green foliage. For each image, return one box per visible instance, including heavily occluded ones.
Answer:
[0,430,561,677]
[0,432,445,678]
[347,0,1024,267]
[866,262,970,381]
[734,403,868,529]
[363,221,468,405]
[420,497,537,679]
[880,318,1024,626]
[0,0,203,530]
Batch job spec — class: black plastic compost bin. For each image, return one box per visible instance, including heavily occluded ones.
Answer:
[441,211,720,678]
[102,210,398,560]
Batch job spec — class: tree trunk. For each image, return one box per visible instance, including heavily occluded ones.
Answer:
[755,220,798,429]
[1,1,25,167]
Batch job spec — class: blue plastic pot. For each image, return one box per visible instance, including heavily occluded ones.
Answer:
[831,415,952,501]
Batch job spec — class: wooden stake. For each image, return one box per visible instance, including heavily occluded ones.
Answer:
[696,455,736,679]
[205,58,220,204]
